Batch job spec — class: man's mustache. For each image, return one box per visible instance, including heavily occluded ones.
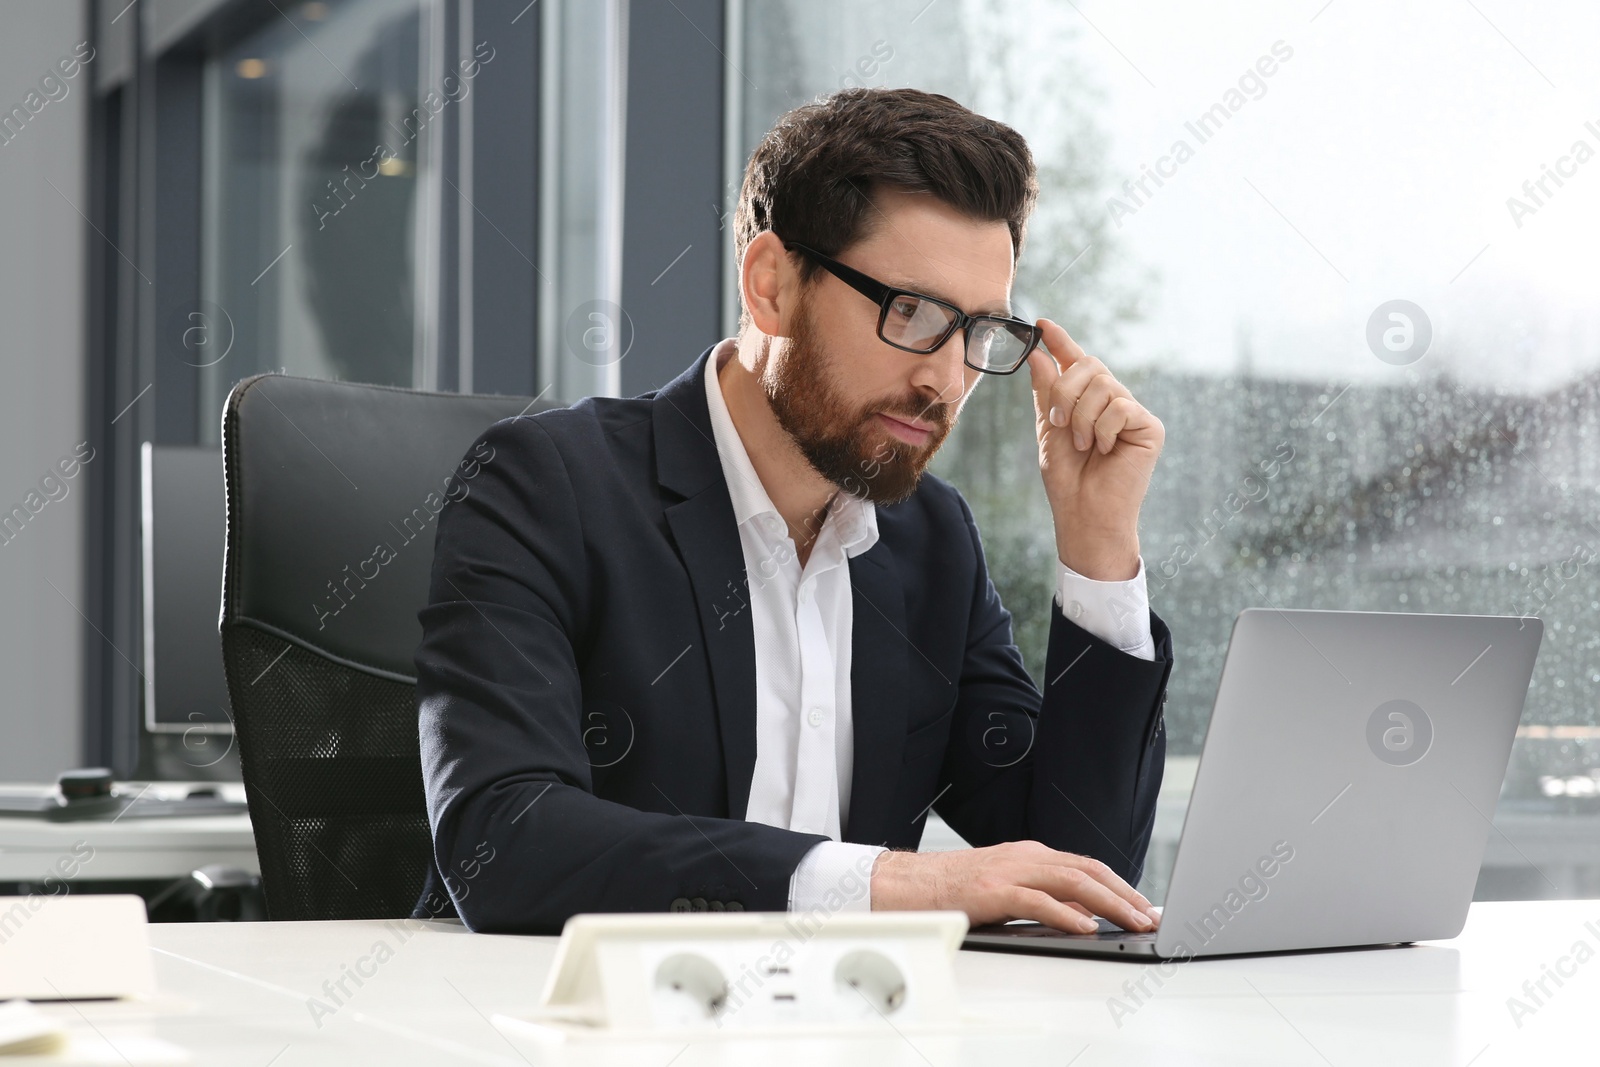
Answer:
[874,392,956,431]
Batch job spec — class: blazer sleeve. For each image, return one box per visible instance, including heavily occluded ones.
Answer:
[932,493,1172,887]
[415,417,825,933]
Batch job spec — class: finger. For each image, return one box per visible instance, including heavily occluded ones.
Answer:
[1091,396,1152,455]
[1065,373,1125,451]
[1030,318,1087,426]
[1025,347,1060,425]
[1095,396,1162,457]
[1026,864,1155,932]
[1050,852,1158,917]
[1047,356,1112,431]
[1001,886,1099,934]
[1036,317,1088,372]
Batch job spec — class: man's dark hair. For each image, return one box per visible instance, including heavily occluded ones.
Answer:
[734,87,1039,329]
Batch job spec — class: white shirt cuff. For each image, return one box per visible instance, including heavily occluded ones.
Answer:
[787,841,885,914]
[1055,555,1156,661]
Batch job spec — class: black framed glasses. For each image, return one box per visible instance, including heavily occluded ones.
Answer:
[782,239,1042,374]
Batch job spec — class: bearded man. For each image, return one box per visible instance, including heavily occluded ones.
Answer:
[415,86,1173,936]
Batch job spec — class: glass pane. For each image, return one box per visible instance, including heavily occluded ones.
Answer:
[539,0,628,402]
[199,0,429,443]
[737,0,1600,901]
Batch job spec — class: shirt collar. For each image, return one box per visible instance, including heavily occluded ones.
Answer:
[702,338,879,559]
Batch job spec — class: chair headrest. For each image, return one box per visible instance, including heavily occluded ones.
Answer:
[221,374,550,682]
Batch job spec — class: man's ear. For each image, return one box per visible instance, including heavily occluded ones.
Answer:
[741,230,791,338]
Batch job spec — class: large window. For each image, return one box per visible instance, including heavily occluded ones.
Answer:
[734,0,1600,899]
[199,0,433,441]
[88,0,546,774]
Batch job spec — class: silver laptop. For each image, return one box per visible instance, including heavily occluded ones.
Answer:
[964,608,1543,960]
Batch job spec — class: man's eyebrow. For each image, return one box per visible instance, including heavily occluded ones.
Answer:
[886,277,1012,317]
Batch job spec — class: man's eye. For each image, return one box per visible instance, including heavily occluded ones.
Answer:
[888,297,920,320]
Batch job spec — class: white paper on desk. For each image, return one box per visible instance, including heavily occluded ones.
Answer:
[0,999,190,1064]
[0,896,155,1001]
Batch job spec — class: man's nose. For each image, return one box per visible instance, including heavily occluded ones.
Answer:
[908,327,967,404]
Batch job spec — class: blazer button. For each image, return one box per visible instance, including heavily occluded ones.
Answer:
[708,900,725,911]
[670,897,692,912]
[690,897,708,912]
[725,901,743,911]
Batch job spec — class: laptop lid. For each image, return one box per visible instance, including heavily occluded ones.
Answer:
[1154,609,1541,959]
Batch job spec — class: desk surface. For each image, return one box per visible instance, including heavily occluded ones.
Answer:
[32,898,1600,1065]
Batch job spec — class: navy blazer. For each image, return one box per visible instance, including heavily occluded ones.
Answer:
[413,347,1173,932]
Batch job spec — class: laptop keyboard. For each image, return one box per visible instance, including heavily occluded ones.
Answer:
[969,918,1158,942]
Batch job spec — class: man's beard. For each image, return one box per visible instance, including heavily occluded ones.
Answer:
[760,297,956,507]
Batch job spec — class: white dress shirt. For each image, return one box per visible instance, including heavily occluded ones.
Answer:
[701,338,1154,915]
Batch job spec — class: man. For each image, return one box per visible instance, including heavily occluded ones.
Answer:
[414,87,1172,936]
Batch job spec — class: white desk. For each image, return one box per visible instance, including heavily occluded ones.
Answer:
[0,783,257,883]
[29,898,1599,1065]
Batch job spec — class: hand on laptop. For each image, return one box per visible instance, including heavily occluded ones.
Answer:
[870,840,1161,933]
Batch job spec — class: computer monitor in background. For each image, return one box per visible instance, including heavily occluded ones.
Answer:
[141,444,235,777]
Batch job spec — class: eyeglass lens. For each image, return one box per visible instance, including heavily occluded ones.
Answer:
[881,294,1033,370]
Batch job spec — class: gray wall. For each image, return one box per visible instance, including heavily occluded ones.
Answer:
[0,1,90,779]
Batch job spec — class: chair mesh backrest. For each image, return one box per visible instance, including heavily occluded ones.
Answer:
[221,626,428,919]
[219,374,545,920]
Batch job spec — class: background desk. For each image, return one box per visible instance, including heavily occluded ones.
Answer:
[32,898,1600,1065]
[0,783,257,884]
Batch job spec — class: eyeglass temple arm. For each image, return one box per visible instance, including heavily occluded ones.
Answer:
[782,240,898,309]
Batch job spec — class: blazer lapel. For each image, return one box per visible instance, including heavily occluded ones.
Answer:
[843,540,909,846]
[664,494,758,819]
[655,348,759,820]
[651,347,914,837]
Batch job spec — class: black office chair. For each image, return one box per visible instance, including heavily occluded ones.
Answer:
[219,374,550,920]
